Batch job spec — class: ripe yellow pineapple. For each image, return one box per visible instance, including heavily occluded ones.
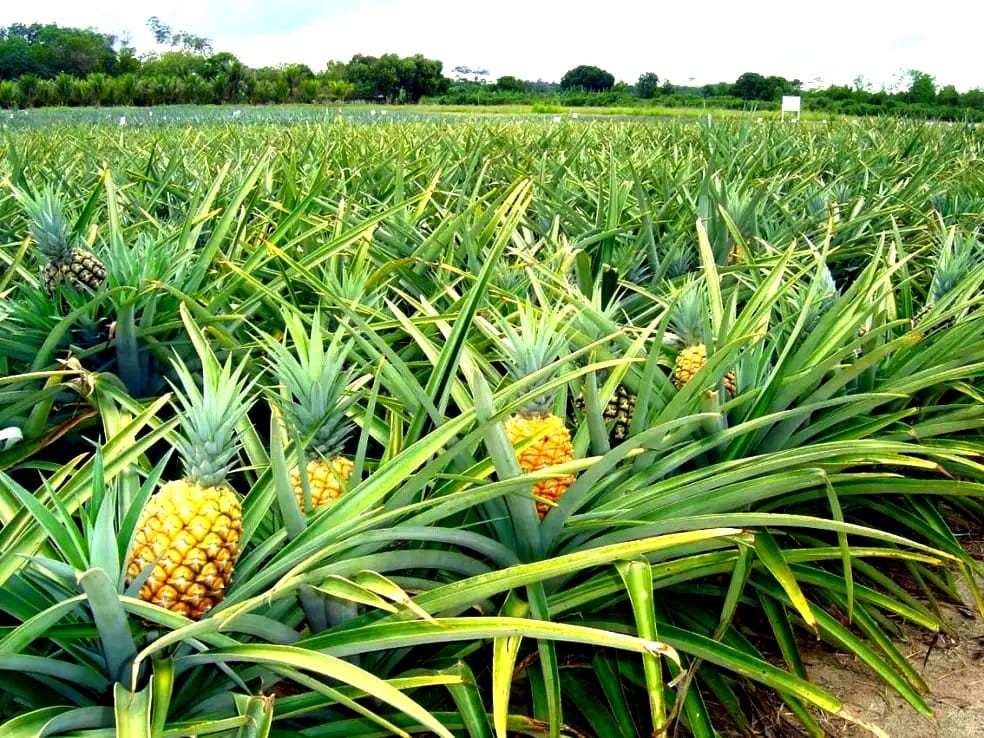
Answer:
[14,185,106,294]
[126,342,254,619]
[266,311,356,511]
[494,306,575,519]
[669,281,737,397]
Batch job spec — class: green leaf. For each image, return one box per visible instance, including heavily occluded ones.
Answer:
[115,682,152,738]
[78,568,137,685]
[177,645,454,738]
[492,593,528,738]
[0,705,113,737]
[753,530,818,632]
[150,658,174,738]
[233,694,274,738]
[615,559,665,734]
[440,661,494,738]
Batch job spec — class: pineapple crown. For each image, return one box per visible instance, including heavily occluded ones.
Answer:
[12,185,75,261]
[928,231,980,304]
[321,243,383,313]
[169,347,256,488]
[668,278,710,347]
[611,239,652,287]
[803,263,840,332]
[571,292,630,378]
[663,240,695,279]
[265,310,355,457]
[492,303,574,416]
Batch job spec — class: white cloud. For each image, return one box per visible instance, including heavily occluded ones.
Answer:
[1,0,981,90]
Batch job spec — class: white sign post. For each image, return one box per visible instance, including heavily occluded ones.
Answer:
[781,95,801,122]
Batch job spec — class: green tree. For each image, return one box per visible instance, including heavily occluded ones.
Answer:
[0,78,21,107]
[53,72,77,104]
[560,65,614,91]
[937,84,959,106]
[731,72,795,101]
[0,23,118,79]
[494,75,525,93]
[906,70,936,104]
[16,72,38,106]
[961,88,984,110]
[400,54,448,101]
[202,53,247,101]
[325,79,354,100]
[635,71,660,98]
[140,51,207,80]
[279,63,313,98]
[701,82,732,97]
[33,77,57,106]
[345,53,447,102]
[83,73,110,105]
[324,60,348,81]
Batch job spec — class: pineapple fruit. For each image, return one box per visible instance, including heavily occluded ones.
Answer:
[669,282,737,397]
[573,382,636,444]
[266,311,355,511]
[494,306,575,519]
[605,384,636,442]
[126,348,254,619]
[14,186,106,294]
[570,298,638,445]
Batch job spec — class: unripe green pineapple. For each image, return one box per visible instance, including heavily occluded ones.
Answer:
[14,186,106,294]
[603,383,636,442]
[126,338,255,619]
[265,310,356,511]
[573,381,637,443]
[569,295,639,444]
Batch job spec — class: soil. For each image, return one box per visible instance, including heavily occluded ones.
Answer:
[807,599,984,738]
[784,524,984,738]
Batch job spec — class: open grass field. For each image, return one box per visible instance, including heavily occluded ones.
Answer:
[1,110,983,737]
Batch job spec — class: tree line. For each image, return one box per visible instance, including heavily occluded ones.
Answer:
[1,22,982,122]
[445,67,984,121]
[0,23,448,107]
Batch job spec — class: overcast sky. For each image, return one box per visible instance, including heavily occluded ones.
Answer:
[2,0,981,91]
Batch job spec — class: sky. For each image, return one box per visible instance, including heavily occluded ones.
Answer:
[1,0,981,92]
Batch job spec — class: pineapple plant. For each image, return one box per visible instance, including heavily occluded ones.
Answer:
[570,298,638,445]
[13,185,106,295]
[802,263,839,334]
[265,311,356,511]
[492,306,575,519]
[669,281,737,397]
[910,231,979,335]
[126,341,255,620]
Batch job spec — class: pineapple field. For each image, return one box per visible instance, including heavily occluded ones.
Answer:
[1,111,983,737]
